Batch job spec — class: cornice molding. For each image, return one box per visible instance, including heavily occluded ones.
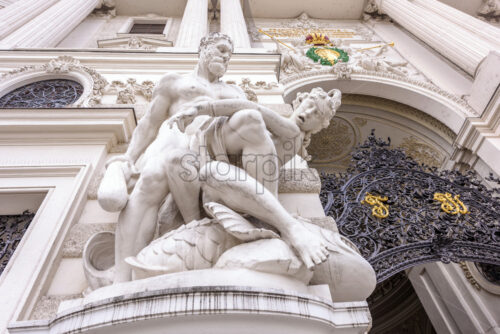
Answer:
[0,50,281,78]
[281,67,476,118]
[0,108,135,149]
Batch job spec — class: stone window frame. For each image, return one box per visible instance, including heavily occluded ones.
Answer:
[118,17,172,38]
[0,166,92,329]
[0,107,135,329]
[0,71,93,108]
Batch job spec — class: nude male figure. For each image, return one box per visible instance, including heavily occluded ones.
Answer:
[100,32,336,282]
[101,33,246,282]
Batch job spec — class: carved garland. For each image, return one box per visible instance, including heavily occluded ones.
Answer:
[225,78,279,102]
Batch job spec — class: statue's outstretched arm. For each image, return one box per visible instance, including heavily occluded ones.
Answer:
[197,99,301,139]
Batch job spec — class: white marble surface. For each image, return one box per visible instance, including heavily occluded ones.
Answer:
[9,284,372,334]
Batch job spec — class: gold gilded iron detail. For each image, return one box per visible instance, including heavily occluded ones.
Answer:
[361,193,389,218]
[433,192,469,215]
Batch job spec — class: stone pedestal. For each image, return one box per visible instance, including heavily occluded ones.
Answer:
[8,271,372,334]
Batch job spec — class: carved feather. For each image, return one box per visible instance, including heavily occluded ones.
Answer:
[126,218,240,278]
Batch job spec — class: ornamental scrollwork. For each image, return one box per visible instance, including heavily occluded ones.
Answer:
[1,211,35,275]
[361,193,389,219]
[109,78,155,104]
[225,78,279,103]
[0,79,83,108]
[320,130,500,282]
[433,192,469,215]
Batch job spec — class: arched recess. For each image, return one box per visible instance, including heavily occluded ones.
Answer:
[283,74,476,135]
[307,94,456,173]
[0,56,108,107]
[283,75,499,285]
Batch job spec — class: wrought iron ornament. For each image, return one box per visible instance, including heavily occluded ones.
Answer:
[0,211,35,275]
[0,79,83,108]
[320,131,500,283]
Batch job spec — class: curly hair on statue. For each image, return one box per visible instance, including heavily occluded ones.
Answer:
[199,32,234,53]
[292,87,341,130]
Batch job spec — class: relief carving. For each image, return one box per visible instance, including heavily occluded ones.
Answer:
[477,0,500,22]
[398,137,445,168]
[109,78,155,104]
[225,78,279,102]
[308,117,356,163]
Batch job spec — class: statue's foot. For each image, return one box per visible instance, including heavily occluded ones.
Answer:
[285,221,329,269]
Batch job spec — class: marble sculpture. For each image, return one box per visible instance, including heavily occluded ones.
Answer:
[87,32,376,302]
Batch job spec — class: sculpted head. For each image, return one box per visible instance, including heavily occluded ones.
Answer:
[199,33,234,79]
[292,88,341,134]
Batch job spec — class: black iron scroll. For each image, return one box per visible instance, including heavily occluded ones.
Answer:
[320,131,500,283]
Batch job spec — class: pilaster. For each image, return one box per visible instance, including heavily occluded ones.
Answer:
[412,0,500,49]
[176,0,208,48]
[0,0,99,48]
[376,0,491,76]
[220,0,251,48]
[0,0,59,40]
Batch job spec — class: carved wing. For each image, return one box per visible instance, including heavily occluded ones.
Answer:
[126,218,240,279]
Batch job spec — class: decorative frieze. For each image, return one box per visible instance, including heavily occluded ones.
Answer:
[108,78,155,104]
[225,78,280,102]
[97,36,173,50]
